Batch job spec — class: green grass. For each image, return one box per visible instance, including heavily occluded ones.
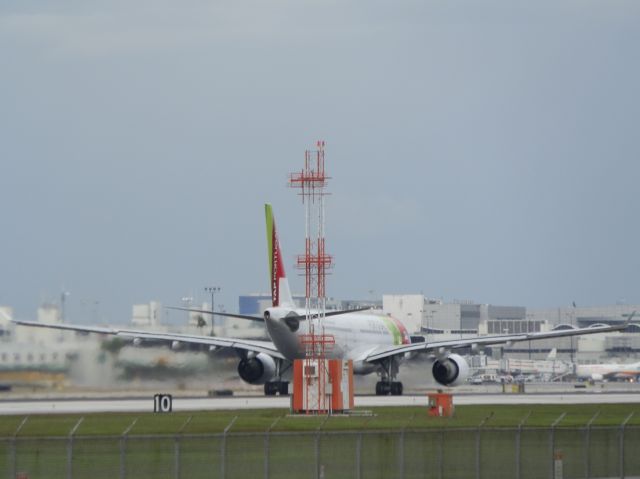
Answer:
[1,405,639,479]
[0,403,639,437]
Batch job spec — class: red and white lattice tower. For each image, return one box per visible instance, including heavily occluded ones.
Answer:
[289,140,335,413]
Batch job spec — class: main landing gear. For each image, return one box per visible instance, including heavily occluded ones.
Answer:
[264,359,291,396]
[375,381,403,396]
[375,357,403,396]
[264,380,289,396]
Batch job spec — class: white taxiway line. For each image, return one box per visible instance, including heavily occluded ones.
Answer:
[0,393,638,415]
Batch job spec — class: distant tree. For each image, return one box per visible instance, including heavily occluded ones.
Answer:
[195,315,207,331]
[101,337,126,354]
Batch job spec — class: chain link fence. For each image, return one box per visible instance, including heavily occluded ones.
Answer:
[1,423,639,479]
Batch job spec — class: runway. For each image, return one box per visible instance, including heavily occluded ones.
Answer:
[1,392,639,415]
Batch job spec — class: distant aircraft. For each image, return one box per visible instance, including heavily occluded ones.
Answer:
[8,204,630,396]
[575,361,640,382]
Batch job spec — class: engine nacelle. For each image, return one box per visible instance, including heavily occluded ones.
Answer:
[591,373,604,382]
[237,353,277,385]
[431,354,470,387]
[353,360,377,375]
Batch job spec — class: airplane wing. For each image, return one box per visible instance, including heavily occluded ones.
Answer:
[10,319,285,359]
[363,322,628,363]
[167,306,372,321]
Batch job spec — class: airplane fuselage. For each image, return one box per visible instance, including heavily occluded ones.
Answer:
[265,308,411,373]
[576,362,640,380]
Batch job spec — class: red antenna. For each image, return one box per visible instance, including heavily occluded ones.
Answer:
[289,140,334,413]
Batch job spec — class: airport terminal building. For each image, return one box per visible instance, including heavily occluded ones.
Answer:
[382,295,640,362]
[239,293,640,362]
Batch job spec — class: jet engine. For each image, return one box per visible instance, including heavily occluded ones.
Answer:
[237,353,277,385]
[431,354,469,387]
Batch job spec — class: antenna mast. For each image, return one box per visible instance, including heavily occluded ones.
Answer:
[289,140,334,413]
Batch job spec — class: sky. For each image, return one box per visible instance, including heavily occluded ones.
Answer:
[1,0,639,324]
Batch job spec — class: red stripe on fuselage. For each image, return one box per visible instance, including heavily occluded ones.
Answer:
[390,316,411,344]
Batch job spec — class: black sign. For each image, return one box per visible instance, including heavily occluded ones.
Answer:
[153,394,173,413]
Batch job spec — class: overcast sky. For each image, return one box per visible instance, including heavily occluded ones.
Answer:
[1,0,639,324]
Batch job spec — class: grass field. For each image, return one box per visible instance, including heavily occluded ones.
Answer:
[0,402,639,436]
[1,403,639,478]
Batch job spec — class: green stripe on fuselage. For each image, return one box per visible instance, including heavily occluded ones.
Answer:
[381,316,402,345]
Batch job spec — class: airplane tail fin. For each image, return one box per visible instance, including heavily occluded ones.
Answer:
[546,348,557,361]
[265,204,294,308]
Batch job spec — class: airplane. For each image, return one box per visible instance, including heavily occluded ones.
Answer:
[575,361,640,382]
[8,204,631,396]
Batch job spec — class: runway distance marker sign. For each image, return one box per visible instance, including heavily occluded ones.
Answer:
[153,394,173,413]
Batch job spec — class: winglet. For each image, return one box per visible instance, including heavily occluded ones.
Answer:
[265,204,294,308]
[623,310,636,327]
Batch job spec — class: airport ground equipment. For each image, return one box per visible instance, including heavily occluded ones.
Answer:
[427,391,454,417]
[291,358,354,414]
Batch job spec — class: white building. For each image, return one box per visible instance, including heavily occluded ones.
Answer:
[131,301,162,327]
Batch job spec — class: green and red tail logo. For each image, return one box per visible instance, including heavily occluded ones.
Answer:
[265,204,293,307]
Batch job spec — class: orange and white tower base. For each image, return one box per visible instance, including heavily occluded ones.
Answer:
[292,359,354,414]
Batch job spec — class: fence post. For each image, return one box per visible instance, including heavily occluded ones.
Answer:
[10,436,16,479]
[221,416,237,479]
[173,436,180,479]
[516,411,531,479]
[438,429,444,479]
[67,417,84,479]
[620,412,634,479]
[398,430,405,479]
[515,426,521,479]
[355,433,362,479]
[120,418,138,479]
[11,416,29,479]
[264,416,281,479]
[315,416,330,479]
[475,426,481,479]
[585,411,599,479]
[173,415,192,479]
[476,412,493,479]
[550,413,566,479]
[398,415,412,479]
[315,431,320,479]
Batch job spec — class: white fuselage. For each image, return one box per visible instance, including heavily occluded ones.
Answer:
[576,362,640,380]
[264,308,410,373]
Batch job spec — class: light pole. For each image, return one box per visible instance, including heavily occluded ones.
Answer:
[60,291,70,323]
[204,286,221,336]
[570,302,577,364]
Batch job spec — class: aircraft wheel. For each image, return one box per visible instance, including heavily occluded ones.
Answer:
[375,381,391,396]
[278,381,289,395]
[264,382,278,396]
[390,382,403,396]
